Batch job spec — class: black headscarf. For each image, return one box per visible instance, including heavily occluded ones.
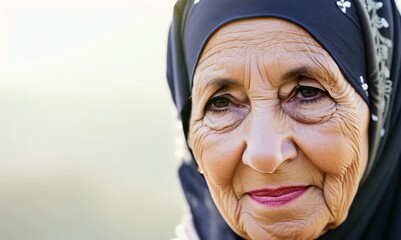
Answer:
[167,0,401,239]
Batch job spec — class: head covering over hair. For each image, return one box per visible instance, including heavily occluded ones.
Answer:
[167,0,401,239]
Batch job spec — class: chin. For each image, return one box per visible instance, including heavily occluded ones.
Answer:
[219,188,336,240]
[234,216,330,240]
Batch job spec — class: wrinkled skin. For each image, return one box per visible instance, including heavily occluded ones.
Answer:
[188,19,370,240]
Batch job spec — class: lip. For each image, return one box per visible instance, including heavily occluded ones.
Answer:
[248,186,310,207]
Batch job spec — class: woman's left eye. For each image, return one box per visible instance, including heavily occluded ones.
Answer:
[292,85,328,102]
[281,84,335,124]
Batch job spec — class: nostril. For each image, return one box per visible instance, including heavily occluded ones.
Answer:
[242,137,297,174]
[282,140,298,161]
[242,145,283,174]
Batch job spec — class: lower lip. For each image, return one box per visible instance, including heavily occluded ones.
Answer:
[248,186,310,207]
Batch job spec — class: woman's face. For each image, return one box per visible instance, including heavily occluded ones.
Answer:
[188,18,370,239]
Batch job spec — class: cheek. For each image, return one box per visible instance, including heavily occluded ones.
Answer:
[294,103,369,225]
[295,102,368,175]
[295,122,358,174]
[194,127,245,187]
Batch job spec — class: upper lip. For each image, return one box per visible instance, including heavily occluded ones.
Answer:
[248,185,310,197]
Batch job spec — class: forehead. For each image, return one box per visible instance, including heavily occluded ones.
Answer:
[194,18,336,89]
[198,18,325,64]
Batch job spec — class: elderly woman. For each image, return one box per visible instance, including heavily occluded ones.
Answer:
[167,0,401,239]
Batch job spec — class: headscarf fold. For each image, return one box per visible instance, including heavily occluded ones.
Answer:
[167,0,401,239]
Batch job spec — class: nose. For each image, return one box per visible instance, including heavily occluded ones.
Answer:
[242,114,297,174]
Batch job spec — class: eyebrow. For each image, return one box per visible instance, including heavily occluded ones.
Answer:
[199,66,326,93]
[282,66,316,81]
[202,78,242,90]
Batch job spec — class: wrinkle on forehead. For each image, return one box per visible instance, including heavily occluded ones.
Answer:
[194,18,344,97]
[198,19,321,66]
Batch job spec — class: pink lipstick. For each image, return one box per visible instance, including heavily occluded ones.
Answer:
[248,186,310,207]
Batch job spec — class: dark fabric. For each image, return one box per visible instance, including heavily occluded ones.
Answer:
[179,161,241,240]
[167,0,401,239]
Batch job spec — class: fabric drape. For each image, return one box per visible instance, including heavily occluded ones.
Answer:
[166,0,401,239]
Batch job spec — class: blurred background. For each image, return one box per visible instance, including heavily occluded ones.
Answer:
[0,0,186,239]
[0,1,400,240]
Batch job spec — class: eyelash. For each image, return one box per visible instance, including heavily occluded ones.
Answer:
[290,85,328,104]
[205,85,328,114]
[205,95,235,114]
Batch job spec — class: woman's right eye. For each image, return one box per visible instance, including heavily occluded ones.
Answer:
[206,95,232,113]
[203,93,250,130]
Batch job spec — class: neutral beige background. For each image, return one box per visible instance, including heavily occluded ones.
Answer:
[0,0,185,239]
[0,1,400,240]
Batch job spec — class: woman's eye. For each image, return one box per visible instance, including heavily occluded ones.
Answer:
[281,84,335,124]
[206,95,232,112]
[203,93,250,130]
[211,96,230,108]
[299,86,319,97]
[292,85,328,102]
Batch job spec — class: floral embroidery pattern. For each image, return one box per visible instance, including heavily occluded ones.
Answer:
[361,0,393,123]
[337,0,352,13]
[360,0,393,164]
[360,76,369,95]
